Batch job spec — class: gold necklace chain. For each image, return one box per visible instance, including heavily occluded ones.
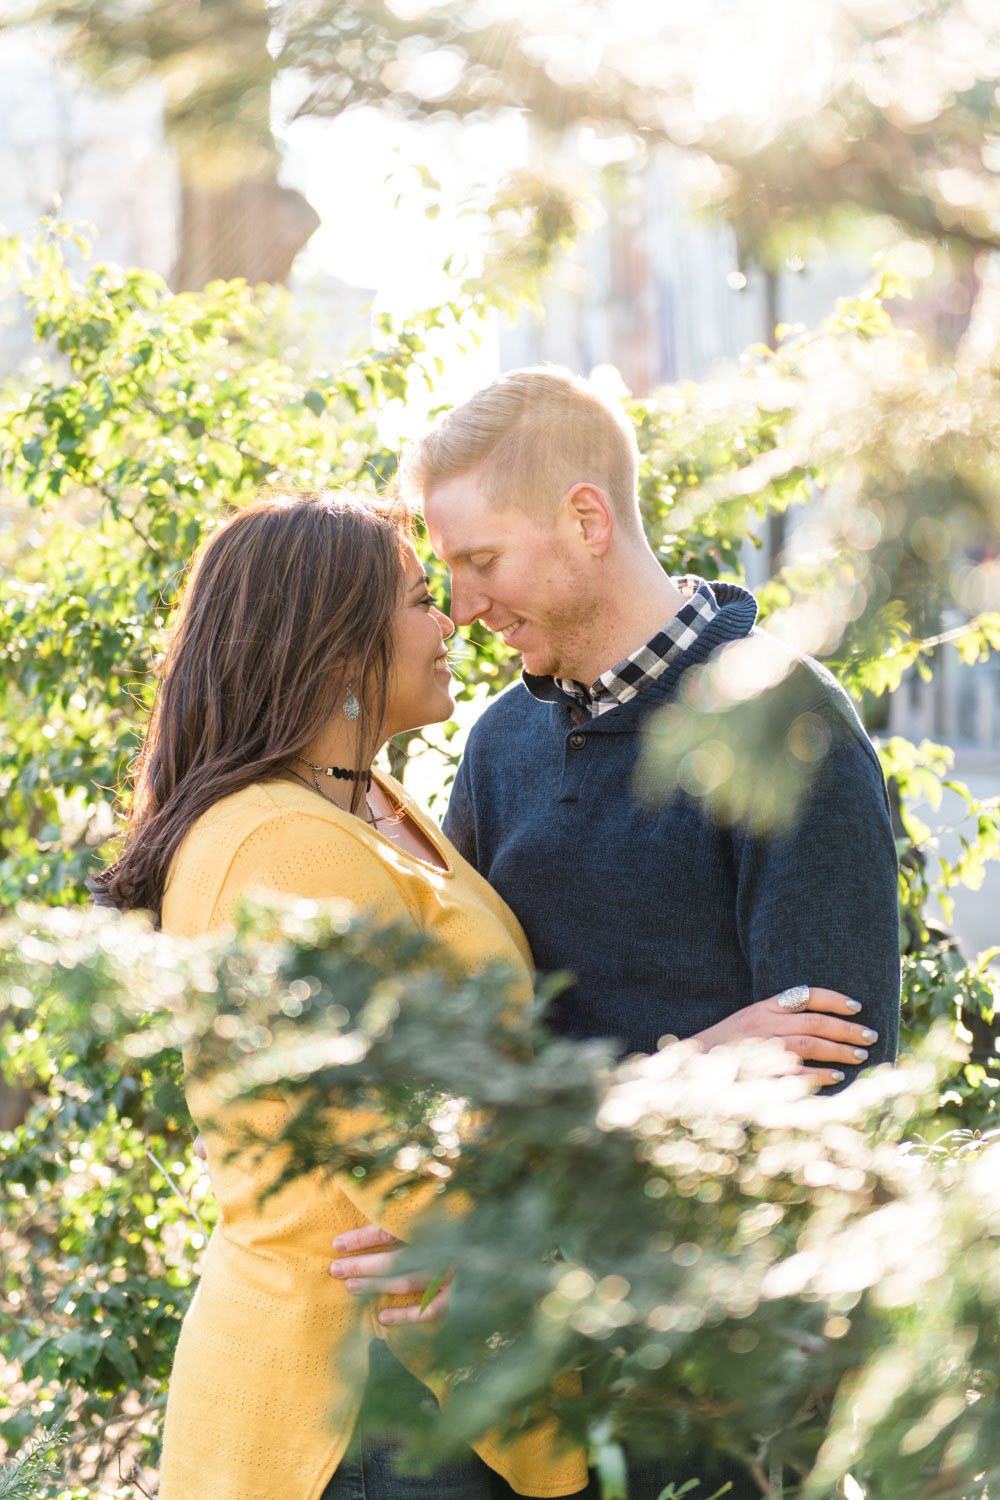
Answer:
[282,764,404,827]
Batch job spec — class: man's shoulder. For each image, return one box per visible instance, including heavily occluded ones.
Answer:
[733,627,867,729]
[780,638,870,739]
[737,629,884,785]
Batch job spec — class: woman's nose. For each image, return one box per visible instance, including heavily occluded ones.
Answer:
[436,608,455,640]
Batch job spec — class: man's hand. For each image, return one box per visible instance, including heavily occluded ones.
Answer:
[692,986,879,1087]
[329,1224,453,1325]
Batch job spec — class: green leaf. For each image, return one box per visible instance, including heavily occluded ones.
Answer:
[418,1266,449,1313]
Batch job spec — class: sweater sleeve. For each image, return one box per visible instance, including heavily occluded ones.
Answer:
[733,717,901,1085]
[204,810,443,1240]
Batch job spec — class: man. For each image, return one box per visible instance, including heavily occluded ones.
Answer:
[331,367,900,1498]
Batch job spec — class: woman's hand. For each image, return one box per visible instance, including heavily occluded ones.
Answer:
[692,986,879,1087]
[329,1224,453,1325]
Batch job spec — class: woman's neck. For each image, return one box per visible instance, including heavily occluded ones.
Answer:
[288,722,378,813]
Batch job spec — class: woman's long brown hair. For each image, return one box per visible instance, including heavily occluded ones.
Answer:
[91,490,412,921]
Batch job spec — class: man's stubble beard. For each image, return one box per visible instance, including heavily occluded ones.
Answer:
[521,590,605,683]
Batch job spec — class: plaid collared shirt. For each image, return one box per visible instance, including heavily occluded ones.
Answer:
[555,576,720,717]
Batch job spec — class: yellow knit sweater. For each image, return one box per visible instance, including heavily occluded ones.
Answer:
[156,775,587,1500]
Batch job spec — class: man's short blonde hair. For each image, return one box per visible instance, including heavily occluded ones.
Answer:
[400,365,642,533]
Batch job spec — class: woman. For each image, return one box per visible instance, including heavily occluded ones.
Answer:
[93,490,591,1500]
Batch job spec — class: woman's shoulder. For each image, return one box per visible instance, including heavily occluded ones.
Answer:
[162,780,390,938]
[177,779,345,854]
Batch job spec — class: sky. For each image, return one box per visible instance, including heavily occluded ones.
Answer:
[278,104,526,304]
[275,99,535,424]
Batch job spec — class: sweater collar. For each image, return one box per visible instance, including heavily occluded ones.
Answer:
[523,581,759,717]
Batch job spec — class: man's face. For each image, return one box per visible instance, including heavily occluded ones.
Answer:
[422,473,599,680]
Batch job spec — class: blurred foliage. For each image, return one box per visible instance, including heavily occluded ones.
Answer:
[3,899,1000,1500]
[2,215,1000,1493]
[270,0,1000,262]
[0,1424,68,1498]
[15,0,1000,269]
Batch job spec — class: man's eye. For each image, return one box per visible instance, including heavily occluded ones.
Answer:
[471,557,495,572]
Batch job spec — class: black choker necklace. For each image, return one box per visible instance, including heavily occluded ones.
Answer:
[293,756,372,793]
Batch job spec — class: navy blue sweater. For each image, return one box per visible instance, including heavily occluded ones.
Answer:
[443,583,900,1080]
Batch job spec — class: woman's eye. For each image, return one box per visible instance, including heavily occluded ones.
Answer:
[419,594,436,608]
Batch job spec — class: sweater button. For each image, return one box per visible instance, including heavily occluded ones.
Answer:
[569,732,587,749]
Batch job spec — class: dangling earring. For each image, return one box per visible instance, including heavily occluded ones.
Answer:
[342,686,360,721]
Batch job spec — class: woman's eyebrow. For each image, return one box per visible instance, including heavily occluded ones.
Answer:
[407,572,432,591]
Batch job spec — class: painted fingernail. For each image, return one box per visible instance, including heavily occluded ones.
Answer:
[853,1048,869,1061]
[845,1000,862,1013]
[861,1029,878,1044]
[830,1071,845,1082]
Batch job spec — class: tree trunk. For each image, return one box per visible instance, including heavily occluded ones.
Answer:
[173,170,320,291]
[160,0,320,291]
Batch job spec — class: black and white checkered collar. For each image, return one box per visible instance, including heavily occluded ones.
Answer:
[554,577,720,718]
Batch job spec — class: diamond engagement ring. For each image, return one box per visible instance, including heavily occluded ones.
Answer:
[776,985,811,1013]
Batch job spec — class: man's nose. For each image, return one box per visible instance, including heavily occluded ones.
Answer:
[448,578,488,628]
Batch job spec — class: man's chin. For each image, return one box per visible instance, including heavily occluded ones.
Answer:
[520,649,560,679]
[518,629,577,680]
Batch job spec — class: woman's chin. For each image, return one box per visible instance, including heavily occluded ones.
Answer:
[434,684,457,722]
[392,689,456,737]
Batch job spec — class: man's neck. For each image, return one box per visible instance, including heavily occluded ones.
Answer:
[559,548,689,686]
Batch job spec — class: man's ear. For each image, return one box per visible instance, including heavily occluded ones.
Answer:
[562,482,613,557]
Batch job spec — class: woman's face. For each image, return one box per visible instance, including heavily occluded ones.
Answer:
[382,541,455,737]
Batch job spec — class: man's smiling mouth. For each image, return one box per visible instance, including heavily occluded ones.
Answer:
[493,619,524,643]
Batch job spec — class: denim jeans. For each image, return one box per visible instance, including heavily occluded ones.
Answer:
[321,1432,498,1500]
[320,1340,592,1500]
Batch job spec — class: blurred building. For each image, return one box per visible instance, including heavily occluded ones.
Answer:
[499,149,860,402]
[0,25,178,372]
[0,25,371,378]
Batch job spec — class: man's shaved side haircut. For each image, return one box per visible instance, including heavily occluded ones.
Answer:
[400,366,642,534]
